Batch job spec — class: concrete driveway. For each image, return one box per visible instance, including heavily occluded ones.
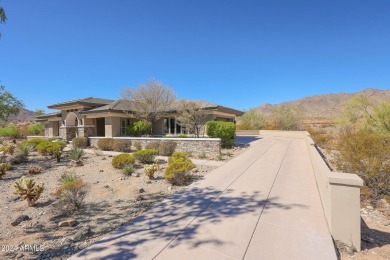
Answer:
[70,136,337,260]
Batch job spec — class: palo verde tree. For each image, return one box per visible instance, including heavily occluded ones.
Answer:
[177,100,207,137]
[236,109,266,130]
[121,80,176,135]
[0,85,24,122]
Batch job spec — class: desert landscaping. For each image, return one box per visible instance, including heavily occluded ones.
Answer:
[0,136,247,260]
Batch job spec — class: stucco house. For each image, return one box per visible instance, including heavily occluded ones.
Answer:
[36,97,244,141]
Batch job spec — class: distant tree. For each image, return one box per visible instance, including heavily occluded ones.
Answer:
[121,80,176,134]
[0,1,7,38]
[177,100,207,137]
[237,109,266,130]
[267,105,304,130]
[0,85,24,122]
[34,109,46,117]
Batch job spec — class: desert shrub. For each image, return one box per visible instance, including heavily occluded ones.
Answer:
[122,164,135,176]
[112,154,135,169]
[133,141,142,150]
[168,151,188,164]
[133,149,158,164]
[164,157,195,185]
[55,173,88,211]
[28,166,42,174]
[97,138,114,151]
[24,137,46,148]
[113,139,132,152]
[126,120,152,137]
[0,145,15,155]
[307,127,332,149]
[17,143,34,156]
[0,125,20,138]
[144,164,158,180]
[185,150,193,157]
[145,141,161,150]
[216,153,225,161]
[36,141,66,155]
[0,163,10,179]
[72,137,88,149]
[27,123,45,135]
[53,149,62,162]
[7,154,27,165]
[14,176,44,207]
[206,121,236,148]
[159,141,177,156]
[331,131,390,200]
[69,147,84,161]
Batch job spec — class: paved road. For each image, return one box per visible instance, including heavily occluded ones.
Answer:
[71,136,337,260]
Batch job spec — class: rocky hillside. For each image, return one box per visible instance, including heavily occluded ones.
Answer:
[8,108,36,123]
[255,88,390,119]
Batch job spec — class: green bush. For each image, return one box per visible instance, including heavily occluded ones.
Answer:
[72,137,88,148]
[145,141,161,150]
[133,149,158,164]
[27,123,45,135]
[206,121,236,148]
[0,125,20,138]
[24,137,46,148]
[36,141,66,155]
[113,139,132,152]
[126,120,152,137]
[168,151,188,164]
[159,141,177,156]
[112,154,136,169]
[97,138,114,151]
[177,134,188,138]
[164,157,195,186]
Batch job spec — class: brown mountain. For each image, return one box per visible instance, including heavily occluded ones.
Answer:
[255,88,390,120]
[8,108,36,123]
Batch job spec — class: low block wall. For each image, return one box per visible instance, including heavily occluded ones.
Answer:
[259,130,363,251]
[236,130,261,136]
[89,137,221,156]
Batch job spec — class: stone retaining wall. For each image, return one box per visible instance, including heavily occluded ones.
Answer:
[89,137,221,156]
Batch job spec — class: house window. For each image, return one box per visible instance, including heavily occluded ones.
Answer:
[121,119,131,135]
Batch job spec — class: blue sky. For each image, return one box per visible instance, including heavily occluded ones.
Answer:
[0,0,389,112]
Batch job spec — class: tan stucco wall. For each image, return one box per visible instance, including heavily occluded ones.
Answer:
[45,121,60,137]
[105,117,121,137]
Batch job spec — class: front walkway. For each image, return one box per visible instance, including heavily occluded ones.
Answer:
[71,136,337,260]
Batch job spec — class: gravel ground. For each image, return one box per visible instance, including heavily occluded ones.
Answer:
[0,143,248,260]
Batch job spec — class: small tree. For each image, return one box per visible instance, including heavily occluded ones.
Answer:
[267,105,304,130]
[177,100,207,137]
[0,86,24,122]
[121,80,176,135]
